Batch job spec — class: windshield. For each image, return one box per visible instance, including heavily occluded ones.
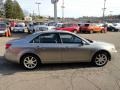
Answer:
[15,25,23,27]
[56,24,63,28]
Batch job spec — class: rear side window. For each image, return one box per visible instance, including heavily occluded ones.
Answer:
[31,33,61,43]
[84,24,89,27]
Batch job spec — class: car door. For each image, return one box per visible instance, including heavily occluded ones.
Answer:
[59,33,91,63]
[31,33,62,63]
[64,24,73,32]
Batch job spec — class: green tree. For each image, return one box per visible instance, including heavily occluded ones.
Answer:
[12,0,24,19]
[4,0,13,18]
[0,0,5,17]
[4,0,24,19]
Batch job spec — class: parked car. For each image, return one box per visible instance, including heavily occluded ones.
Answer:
[111,23,120,32]
[4,30,117,69]
[55,23,63,28]
[106,23,120,32]
[12,23,26,33]
[55,23,79,33]
[79,23,107,34]
[28,24,55,33]
[0,22,11,37]
[46,21,57,26]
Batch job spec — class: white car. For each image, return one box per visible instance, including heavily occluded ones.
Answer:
[107,23,120,32]
[13,24,26,33]
[113,23,120,31]
[28,25,55,33]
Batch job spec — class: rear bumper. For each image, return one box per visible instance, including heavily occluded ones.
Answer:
[4,50,20,63]
[0,31,5,35]
[13,29,24,32]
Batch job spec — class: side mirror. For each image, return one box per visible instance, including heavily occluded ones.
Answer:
[81,40,88,45]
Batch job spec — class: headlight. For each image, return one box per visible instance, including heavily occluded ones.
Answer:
[111,47,117,52]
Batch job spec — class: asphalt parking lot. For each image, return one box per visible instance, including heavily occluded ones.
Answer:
[0,32,120,90]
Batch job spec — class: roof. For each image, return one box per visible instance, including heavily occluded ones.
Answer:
[34,30,74,34]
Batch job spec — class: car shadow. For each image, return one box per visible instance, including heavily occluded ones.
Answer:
[0,56,97,76]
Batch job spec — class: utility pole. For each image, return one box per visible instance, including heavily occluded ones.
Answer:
[61,0,65,22]
[102,0,107,23]
[109,11,113,22]
[109,11,113,16]
[54,2,57,22]
[36,2,41,17]
[51,0,59,22]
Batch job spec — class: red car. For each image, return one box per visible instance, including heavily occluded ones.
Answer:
[55,23,79,33]
[79,23,107,34]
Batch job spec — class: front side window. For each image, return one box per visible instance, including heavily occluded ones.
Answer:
[60,33,82,44]
[31,33,60,43]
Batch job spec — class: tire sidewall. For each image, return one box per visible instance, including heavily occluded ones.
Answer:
[21,54,39,70]
[92,52,108,67]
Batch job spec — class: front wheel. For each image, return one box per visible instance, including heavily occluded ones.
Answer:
[89,30,93,34]
[92,52,109,67]
[73,30,77,34]
[21,54,39,70]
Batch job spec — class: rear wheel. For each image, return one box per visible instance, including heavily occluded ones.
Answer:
[89,30,93,34]
[32,29,35,33]
[21,54,40,70]
[101,29,104,33]
[73,30,77,34]
[92,52,109,67]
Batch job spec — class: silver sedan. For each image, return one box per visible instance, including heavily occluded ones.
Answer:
[4,30,117,69]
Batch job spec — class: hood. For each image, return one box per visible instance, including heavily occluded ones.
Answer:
[90,41,115,48]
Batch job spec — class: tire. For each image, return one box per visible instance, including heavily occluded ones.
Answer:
[89,30,93,34]
[92,52,109,67]
[101,29,104,33]
[20,54,40,70]
[73,30,77,34]
[32,29,35,33]
[28,30,31,34]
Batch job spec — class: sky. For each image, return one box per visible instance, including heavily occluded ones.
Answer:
[16,0,120,18]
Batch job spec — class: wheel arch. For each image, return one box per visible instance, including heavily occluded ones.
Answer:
[91,50,111,61]
[20,53,41,64]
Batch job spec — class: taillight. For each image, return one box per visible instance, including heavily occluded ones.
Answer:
[5,44,11,49]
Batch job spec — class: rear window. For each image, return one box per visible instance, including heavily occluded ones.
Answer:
[84,24,89,27]
[15,24,23,27]
[0,24,6,28]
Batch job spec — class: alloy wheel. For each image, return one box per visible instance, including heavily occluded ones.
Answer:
[23,56,38,69]
[94,52,108,66]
